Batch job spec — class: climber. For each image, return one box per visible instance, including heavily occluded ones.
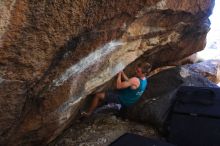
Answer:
[81,62,151,117]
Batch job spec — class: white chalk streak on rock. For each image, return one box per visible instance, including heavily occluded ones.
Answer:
[53,41,124,87]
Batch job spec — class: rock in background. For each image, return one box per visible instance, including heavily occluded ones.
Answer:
[0,0,214,145]
[187,59,220,83]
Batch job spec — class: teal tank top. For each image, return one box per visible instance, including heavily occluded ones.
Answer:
[118,78,147,107]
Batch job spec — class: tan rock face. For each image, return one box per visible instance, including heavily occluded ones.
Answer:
[0,0,214,145]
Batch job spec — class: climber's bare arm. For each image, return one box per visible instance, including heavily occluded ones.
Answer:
[116,72,139,89]
[121,71,129,81]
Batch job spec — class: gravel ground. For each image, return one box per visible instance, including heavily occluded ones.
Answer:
[50,111,161,146]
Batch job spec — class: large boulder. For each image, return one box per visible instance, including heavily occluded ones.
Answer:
[0,0,214,145]
[123,61,219,131]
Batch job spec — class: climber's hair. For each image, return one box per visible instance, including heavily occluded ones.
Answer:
[137,62,152,74]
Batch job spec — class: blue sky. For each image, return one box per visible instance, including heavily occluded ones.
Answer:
[198,0,220,60]
[210,0,220,29]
